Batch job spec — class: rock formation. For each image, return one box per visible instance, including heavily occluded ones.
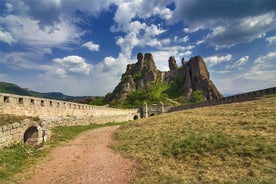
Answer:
[104,52,159,104]
[105,52,223,105]
[181,56,223,101]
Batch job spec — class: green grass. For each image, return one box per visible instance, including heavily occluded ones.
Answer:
[113,96,276,183]
[0,121,125,183]
[0,142,46,181]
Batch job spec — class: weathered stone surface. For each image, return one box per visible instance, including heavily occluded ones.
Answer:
[1,125,8,132]
[105,53,223,104]
[105,52,159,104]
[168,56,178,71]
[12,122,21,129]
[185,56,223,101]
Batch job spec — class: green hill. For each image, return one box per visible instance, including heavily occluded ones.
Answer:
[0,82,84,102]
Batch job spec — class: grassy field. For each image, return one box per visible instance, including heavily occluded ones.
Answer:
[113,96,276,183]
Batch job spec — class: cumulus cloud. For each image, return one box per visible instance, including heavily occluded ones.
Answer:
[204,54,232,67]
[53,55,92,75]
[95,53,135,76]
[171,0,276,49]
[82,41,100,52]
[0,14,82,48]
[6,0,113,27]
[206,12,276,49]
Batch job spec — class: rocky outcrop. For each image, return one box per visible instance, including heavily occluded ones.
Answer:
[104,52,159,104]
[181,56,223,101]
[105,52,222,105]
[168,56,178,71]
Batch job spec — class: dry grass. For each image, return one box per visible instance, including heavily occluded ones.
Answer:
[0,114,32,126]
[113,96,276,183]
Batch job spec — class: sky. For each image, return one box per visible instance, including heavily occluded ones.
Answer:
[0,0,275,96]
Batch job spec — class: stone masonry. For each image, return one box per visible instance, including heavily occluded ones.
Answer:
[0,93,139,148]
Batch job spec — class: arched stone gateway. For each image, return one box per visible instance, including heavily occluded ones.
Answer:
[23,126,39,146]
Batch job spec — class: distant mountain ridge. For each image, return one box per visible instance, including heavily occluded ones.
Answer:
[0,82,86,102]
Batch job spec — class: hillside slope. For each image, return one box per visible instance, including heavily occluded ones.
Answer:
[0,82,85,102]
[113,96,276,183]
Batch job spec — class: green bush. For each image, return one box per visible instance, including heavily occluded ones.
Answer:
[191,90,204,103]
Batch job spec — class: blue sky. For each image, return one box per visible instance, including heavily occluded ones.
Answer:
[0,0,275,96]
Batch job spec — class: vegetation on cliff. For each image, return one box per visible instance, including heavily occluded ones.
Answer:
[105,52,222,108]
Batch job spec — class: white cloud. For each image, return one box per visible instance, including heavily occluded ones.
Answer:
[95,53,133,76]
[0,14,82,48]
[179,50,192,58]
[204,54,232,67]
[0,51,51,71]
[217,52,276,94]
[226,56,249,69]
[266,35,276,44]
[207,12,276,49]
[254,52,276,64]
[233,56,249,67]
[82,41,100,52]
[53,55,92,75]
[5,3,14,13]
[171,0,276,49]
[116,32,140,58]
[0,29,16,44]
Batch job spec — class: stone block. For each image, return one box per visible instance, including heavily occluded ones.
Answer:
[22,119,31,126]
[0,136,6,143]
[12,122,21,129]
[1,125,8,132]
[10,128,18,135]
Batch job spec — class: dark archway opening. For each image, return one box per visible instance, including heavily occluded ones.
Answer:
[150,113,155,116]
[133,115,139,120]
[23,126,38,146]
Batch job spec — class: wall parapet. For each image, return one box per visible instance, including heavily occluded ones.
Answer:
[0,93,139,119]
[169,87,276,112]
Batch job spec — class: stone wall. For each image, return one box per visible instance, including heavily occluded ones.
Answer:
[0,93,138,119]
[0,93,139,148]
[0,119,46,148]
[169,87,276,112]
[141,102,171,118]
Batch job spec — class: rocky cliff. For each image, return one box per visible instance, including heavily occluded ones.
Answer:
[168,56,223,101]
[105,53,222,105]
[104,52,159,104]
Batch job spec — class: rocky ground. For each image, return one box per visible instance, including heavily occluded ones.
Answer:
[19,126,136,184]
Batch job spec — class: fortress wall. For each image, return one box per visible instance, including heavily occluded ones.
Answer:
[169,87,276,112]
[0,111,138,149]
[0,119,45,148]
[0,93,137,119]
[0,93,139,148]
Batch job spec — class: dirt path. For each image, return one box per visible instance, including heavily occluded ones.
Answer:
[20,126,136,184]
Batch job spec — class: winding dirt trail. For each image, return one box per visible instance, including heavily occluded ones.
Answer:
[20,126,136,184]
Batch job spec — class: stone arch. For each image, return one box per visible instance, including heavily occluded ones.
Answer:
[133,115,139,120]
[23,126,39,146]
[150,113,155,116]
